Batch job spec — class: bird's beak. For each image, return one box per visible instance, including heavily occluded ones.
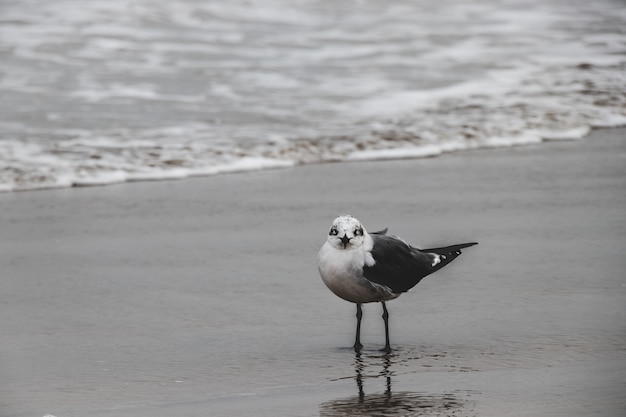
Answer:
[340,235,351,248]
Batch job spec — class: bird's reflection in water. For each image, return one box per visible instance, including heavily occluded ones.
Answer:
[320,351,474,417]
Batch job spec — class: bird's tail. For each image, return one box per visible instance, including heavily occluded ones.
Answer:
[422,242,478,272]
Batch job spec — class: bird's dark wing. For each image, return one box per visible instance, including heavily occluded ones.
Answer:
[363,235,477,293]
[363,234,438,293]
[371,227,388,235]
[420,242,478,274]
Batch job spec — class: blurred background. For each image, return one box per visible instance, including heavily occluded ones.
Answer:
[1,0,625,192]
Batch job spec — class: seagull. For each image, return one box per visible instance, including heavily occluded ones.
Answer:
[317,214,477,353]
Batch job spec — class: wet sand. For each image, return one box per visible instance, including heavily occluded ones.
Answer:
[1,128,625,417]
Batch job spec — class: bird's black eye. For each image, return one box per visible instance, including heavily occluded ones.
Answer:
[355,227,363,236]
[329,227,338,236]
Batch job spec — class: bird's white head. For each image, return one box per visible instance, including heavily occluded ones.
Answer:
[327,214,368,250]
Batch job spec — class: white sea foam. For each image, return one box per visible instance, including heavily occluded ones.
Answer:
[348,145,444,162]
[482,133,544,148]
[591,114,626,129]
[0,0,624,192]
[538,127,591,141]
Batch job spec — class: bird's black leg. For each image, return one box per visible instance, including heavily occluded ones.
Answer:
[354,303,363,352]
[381,302,391,353]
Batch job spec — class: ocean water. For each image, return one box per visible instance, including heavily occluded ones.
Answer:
[0,0,625,192]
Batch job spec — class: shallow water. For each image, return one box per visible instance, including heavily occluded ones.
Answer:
[2,129,625,416]
[1,0,625,190]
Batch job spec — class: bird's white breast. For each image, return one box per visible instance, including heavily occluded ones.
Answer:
[317,237,395,303]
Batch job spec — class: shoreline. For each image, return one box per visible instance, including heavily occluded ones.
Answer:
[1,126,625,417]
[3,124,624,194]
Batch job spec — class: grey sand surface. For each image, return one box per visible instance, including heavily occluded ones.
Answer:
[1,128,625,416]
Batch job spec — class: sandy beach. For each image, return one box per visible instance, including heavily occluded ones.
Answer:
[1,127,625,417]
